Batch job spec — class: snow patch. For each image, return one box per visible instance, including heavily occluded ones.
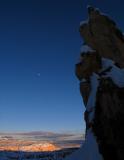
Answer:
[102,58,124,87]
[86,73,99,122]
[80,20,88,26]
[80,78,87,83]
[80,45,96,54]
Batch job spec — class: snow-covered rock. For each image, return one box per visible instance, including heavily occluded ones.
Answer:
[64,129,103,160]
[69,6,124,160]
[80,45,96,54]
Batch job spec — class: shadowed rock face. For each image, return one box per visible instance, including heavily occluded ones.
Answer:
[76,7,124,160]
[76,52,102,80]
[93,78,124,160]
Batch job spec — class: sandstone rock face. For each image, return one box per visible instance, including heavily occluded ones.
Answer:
[79,7,124,68]
[76,7,124,160]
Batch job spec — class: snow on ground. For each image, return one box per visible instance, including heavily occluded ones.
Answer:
[64,129,103,160]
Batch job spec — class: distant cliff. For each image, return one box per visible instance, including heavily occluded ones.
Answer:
[75,6,124,160]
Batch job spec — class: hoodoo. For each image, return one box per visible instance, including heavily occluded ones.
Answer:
[66,7,124,160]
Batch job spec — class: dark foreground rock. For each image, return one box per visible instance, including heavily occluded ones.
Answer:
[76,7,124,160]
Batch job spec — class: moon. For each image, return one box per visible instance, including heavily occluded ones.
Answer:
[36,73,41,77]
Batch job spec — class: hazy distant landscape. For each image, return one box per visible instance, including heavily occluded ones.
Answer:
[0,131,83,150]
[0,131,84,159]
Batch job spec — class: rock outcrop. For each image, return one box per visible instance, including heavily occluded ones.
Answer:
[76,7,124,160]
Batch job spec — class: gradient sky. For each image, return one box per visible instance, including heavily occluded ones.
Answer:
[0,0,124,133]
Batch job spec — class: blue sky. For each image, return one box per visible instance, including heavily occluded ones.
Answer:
[0,0,124,134]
